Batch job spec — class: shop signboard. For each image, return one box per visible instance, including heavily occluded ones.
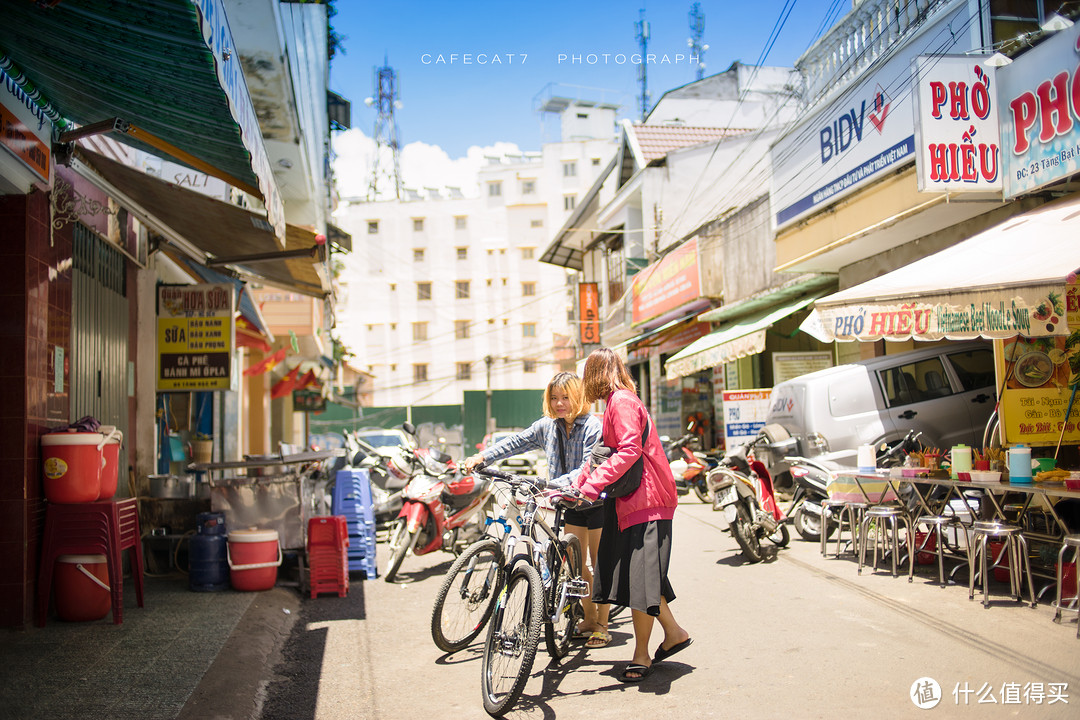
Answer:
[998,23,1080,198]
[631,238,700,325]
[1,65,52,185]
[998,284,1080,446]
[157,283,235,391]
[772,351,833,384]
[722,389,772,448]
[913,55,1002,192]
[293,389,327,413]
[770,4,968,229]
[578,282,600,345]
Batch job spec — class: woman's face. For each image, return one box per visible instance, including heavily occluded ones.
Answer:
[550,386,573,419]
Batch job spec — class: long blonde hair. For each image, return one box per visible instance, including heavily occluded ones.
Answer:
[582,348,636,404]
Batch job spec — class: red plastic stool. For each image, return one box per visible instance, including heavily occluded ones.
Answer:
[37,498,145,625]
[308,516,349,598]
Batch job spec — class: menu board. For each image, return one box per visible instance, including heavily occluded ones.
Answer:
[722,389,772,448]
[157,283,235,391]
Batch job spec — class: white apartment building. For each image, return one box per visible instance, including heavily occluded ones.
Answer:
[336,100,618,407]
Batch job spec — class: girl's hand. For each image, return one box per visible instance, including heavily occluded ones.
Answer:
[464,453,485,471]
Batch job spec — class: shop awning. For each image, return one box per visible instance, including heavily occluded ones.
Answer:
[808,194,1080,342]
[0,0,285,243]
[665,293,824,379]
[76,148,329,299]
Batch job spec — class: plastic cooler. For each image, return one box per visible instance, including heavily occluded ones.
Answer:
[54,554,110,622]
[42,431,105,503]
[227,528,281,591]
[97,426,123,500]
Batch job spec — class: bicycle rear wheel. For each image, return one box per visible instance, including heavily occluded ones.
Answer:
[544,534,584,659]
[431,538,505,652]
[481,564,543,717]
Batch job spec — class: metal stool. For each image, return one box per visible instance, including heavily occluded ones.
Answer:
[1052,534,1080,638]
[858,505,913,578]
[967,521,1036,609]
[910,515,959,587]
[821,500,865,558]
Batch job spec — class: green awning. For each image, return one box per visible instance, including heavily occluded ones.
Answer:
[0,0,284,243]
[665,293,825,378]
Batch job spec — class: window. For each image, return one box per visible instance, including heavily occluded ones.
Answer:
[390,323,396,331]
[521,247,535,260]
[486,278,492,286]
[417,282,431,300]
[522,282,536,297]
[488,181,502,197]
[456,247,468,260]
[946,349,995,390]
[563,162,577,177]
[413,364,428,382]
[523,359,537,373]
[502,278,507,286]
[878,358,952,408]
[606,240,625,304]
[487,249,494,256]
[564,195,576,211]
[413,248,425,262]
[454,215,467,229]
[366,324,374,332]
[522,322,536,337]
[456,281,470,299]
[457,363,472,380]
[412,322,427,341]
[530,219,543,228]
[990,1,1053,53]
[413,218,424,232]
[389,283,396,291]
[455,320,470,339]
[390,364,396,372]
[521,179,536,195]
[592,157,601,166]
[367,220,379,234]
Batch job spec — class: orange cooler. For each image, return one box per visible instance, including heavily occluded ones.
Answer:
[42,431,104,503]
[227,528,282,591]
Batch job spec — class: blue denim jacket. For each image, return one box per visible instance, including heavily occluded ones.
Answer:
[480,414,602,483]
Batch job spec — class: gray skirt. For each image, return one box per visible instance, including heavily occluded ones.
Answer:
[593,501,675,616]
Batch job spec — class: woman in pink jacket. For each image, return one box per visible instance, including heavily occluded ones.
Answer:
[574,348,692,683]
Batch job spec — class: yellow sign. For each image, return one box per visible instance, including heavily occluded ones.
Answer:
[157,283,235,391]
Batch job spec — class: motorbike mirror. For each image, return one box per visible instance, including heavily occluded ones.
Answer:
[402,421,416,435]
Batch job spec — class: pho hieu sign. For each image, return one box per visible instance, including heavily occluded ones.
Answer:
[998,23,1080,198]
[157,283,235,391]
[914,56,1002,192]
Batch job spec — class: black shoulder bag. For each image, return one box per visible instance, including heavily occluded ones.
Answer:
[589,417,650,499]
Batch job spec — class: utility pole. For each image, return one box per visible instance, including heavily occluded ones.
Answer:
[688,3,707,81]
[366,57,403,200]
[484,355,494,435]
[636,9,650,121]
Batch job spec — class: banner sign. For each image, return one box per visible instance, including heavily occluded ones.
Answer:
[293,389,327,412]
[578,282,600,345]
[157,283,235,391]
[998,23,1080,198]
[999,284,1080,445]
[722,389,772,448]
[914,55,1002,192]
[1,65,52,184]
[631,238,700,325]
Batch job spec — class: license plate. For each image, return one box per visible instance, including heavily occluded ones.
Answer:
[716,485,737,507]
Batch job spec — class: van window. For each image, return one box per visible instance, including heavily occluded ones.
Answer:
[878,357,953,407]
[945,348,995,390]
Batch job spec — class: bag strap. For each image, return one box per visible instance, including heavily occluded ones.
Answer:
[556,423,569,474]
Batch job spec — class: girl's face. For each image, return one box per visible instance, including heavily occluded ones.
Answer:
[550,387,573,419]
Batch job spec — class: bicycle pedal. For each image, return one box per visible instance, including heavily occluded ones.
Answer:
[565,578,590,599]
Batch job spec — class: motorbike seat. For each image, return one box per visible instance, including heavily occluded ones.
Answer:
[441,477,486,510]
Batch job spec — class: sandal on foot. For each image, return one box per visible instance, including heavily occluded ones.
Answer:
[572,628,592,641]
[653,637,693,663]
[585,629,612,648]
[618,663,651,683]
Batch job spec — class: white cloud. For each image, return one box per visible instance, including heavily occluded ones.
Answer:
[332,128,523,200]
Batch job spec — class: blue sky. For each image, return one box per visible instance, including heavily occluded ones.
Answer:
[330,0,849,159]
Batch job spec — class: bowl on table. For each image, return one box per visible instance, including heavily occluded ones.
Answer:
[968,470,1001,483]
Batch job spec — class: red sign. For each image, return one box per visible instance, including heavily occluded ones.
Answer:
[631,239,700,325]
[579,282,600,345]
[0,102,50,182]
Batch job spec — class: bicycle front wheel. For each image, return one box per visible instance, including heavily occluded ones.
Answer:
[544,534,583,659]
[481,564,543,717]
[431,538,505,652]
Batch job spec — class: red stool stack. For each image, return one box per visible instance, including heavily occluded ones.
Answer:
[308,516,349,598]
[37,497,145,625]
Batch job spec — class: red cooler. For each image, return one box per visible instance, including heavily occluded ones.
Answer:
[98,426,123,500]
[54,554,110,622]
[42,431,104,503]
[227,528,281,591]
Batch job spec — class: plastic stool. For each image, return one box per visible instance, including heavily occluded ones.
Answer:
[910,515,960,586]
[858,505,913,579]
[37,498,144,626]
[821,500,866,558]
[1052,534,1080,637]
[967,521,1035,609]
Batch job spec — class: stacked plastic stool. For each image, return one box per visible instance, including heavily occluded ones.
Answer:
[308,516,349,598]
[332,468,378,578]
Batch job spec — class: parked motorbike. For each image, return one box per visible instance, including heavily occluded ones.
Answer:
[706,434,790,562]
[383,423,493,582]
[665,426,712,502]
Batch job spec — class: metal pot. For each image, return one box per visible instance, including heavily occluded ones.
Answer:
[149,474,193,499]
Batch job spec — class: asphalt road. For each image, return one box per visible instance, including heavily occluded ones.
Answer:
[260,498,1079,719]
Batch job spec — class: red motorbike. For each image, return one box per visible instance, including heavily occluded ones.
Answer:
[707,434,790,563]
[383,424,493,582]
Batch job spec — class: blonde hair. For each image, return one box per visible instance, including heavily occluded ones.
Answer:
[541,372,590,421]
[582,347,636,404]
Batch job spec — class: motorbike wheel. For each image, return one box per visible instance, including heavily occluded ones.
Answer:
[431,538,505,652]
[731,502,764,563]
[692,481,712,504]
[481,564,543,717]
[768,522,790,547]
[383,518,418,583]
[544,534,584,660]
[793,505,834,543]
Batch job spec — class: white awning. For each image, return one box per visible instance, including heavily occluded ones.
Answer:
[809,193,1080,342]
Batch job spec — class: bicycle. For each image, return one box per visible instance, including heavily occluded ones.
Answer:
[469,467,590,717]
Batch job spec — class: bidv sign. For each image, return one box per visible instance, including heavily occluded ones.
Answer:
[819,86,893,163]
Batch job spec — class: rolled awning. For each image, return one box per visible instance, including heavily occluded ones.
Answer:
[665,293,825,379]
[808,194,1080,342]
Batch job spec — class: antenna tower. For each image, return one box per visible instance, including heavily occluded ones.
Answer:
[688,3,706,81]
[368,59,403,200]
[635,9,650,121]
